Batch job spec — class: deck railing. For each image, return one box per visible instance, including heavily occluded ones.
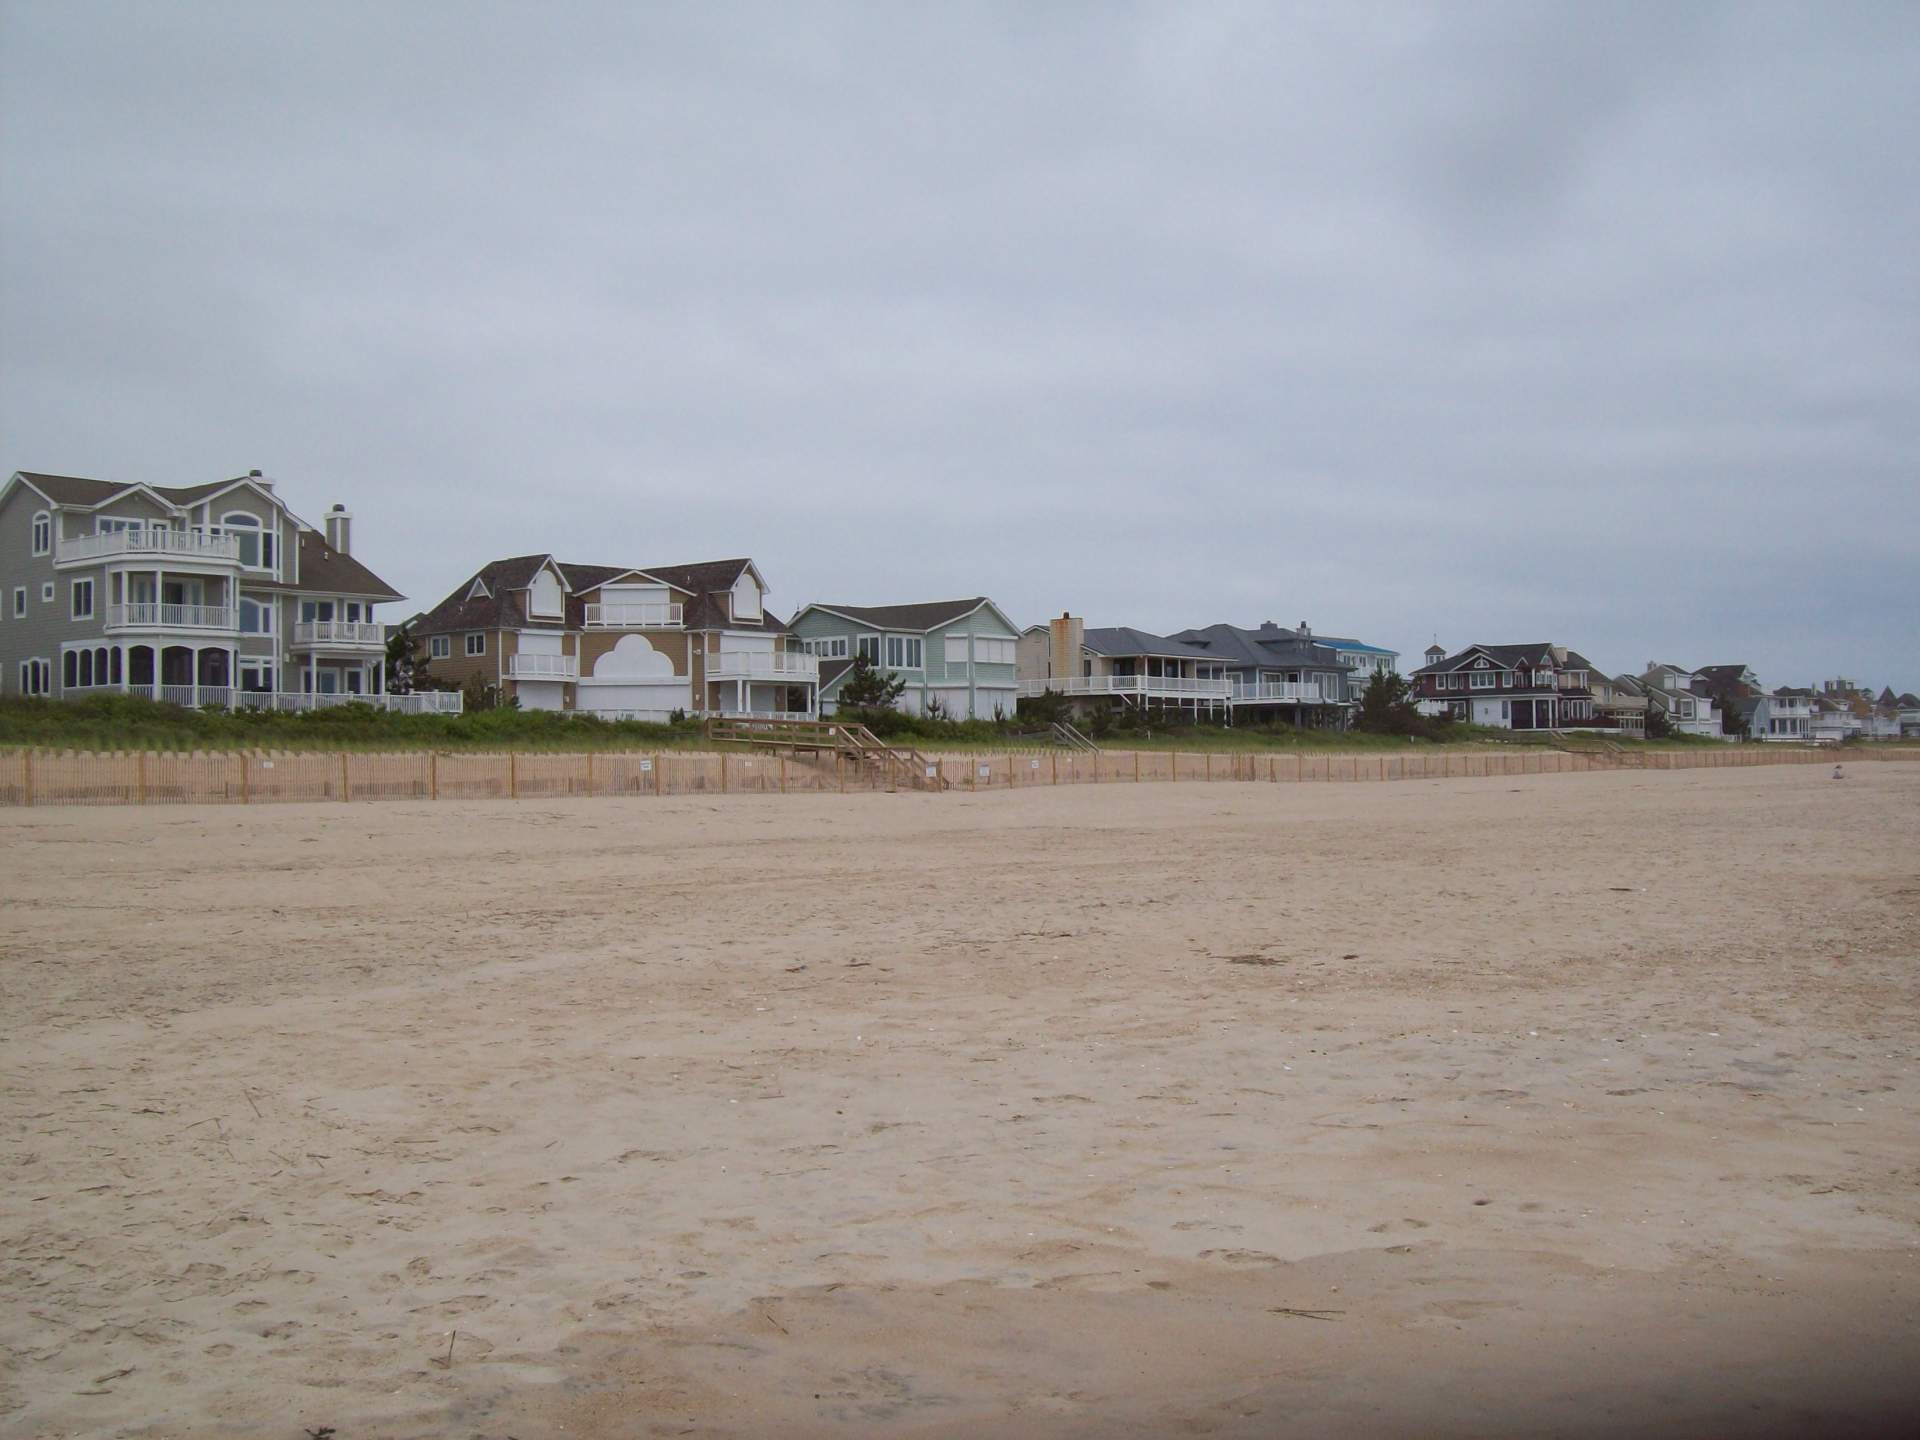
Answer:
[584,603,683,628]
[293,620,385,647]
[106,603,237,631]
[1017,675,1231,699]
[117,684,463,715]
[58,529,241,563]
[508,654,578,680]
[708,652,820,680]
[1229,681,1328,704]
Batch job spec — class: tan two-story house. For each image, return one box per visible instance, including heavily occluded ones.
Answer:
[410,554,818,719]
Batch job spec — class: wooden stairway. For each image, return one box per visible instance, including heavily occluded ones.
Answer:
[705,716,949,791]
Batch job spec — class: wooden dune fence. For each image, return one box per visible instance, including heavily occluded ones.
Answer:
[0,743,1905,809]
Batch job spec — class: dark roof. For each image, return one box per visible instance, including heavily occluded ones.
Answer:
[816,657,857,695]
[1082,626,1217,660]
[803,597,994,631]
[637,558,753,595]
[296,530,403,600]
[1166,623,1350,674]
[414,553,786,636]
[1559,649,1598,671]
[415,555,557,634]
[1408,641,1556,676]
[15,471,133,506]
[1694,664,1752,684]
[13,469,263,508]
[1899,693,1920,708]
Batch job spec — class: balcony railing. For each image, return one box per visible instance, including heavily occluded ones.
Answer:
[106,603,237,631]
[1229,681,1328,704]
[292,620,386,647]
[117,686,461,714]
[1017,675,1231,699]
[58,529,241,564]
[508,653,578,680]
[584,602,683,628]
[708,651,820,681]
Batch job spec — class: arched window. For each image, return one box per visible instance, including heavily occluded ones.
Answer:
[80,650,94,686]
[31,511,52,557]
[64,651,78,687]
[223,513,264,568]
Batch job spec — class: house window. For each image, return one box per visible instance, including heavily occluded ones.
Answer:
[1501,701,1510,720]
[41,582,54,603]
[1470,670,1496,689]
[806,636,850,659]
[240,598,273,634]
[31,511,51,556]
[856,635,880,663]
[465,632,486,656]
[974,637,1015,665]
[70,579,94,619]
[240,663,274,692]
[885,635,922,669]
[20,658,52,695]
[430,635,451,659]
[223,512,268,568]
[11,587,23,618]
[945,634,970,664]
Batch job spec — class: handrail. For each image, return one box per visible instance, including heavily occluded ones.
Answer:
[704,716,947,790]
[1050,720,1100,753]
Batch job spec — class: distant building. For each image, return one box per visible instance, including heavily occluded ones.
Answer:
[790,597,1021,719]
[1411,643,1600,730]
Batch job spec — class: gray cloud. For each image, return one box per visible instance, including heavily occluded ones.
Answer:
[3,1,1915,687]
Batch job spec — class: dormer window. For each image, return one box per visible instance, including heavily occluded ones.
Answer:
[529,569,564,618]
[731,571,763,621]
[467,577,491,601]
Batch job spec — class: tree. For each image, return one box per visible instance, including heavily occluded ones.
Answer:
[1644,706,1672,740]
[1355,669,1424,736]
[836,655,906,711]
[385,619,429,694]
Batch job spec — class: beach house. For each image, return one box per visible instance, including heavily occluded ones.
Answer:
[790,597,1020,719]
[0,468,452,711]
[411,555,817,719]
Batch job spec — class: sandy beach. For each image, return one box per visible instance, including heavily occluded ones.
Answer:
[3,763,1918,1438]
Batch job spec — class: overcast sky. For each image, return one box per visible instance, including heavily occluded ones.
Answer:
[3,2,1915,687]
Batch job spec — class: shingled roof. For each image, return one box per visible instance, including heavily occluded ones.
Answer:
[800,597,997,631]
[1081,626,1218,661]
[296,529,402,600]
[415,554,788,636]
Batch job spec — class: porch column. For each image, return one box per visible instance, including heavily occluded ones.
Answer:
[228,646,239,708]
[155,566,165,621]
[189,645,201,707]
[308,650,317,697]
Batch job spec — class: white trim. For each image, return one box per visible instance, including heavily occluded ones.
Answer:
[41,582,55,603]
[429,634,451,660]
[795,597,1018,637]
[31,509,52,556]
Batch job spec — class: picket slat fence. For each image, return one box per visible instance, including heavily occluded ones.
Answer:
[0,743,1907,809]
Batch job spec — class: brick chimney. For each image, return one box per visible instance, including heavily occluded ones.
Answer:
[325,504,352,555]
[1049,612,1083,680]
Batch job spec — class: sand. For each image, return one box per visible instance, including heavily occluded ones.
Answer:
[3,764,1918,1438]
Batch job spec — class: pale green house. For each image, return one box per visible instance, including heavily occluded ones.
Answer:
[789,597,1021,719]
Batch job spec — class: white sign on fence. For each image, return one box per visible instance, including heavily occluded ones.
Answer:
[978,765,991,778]
[1030,759,1039,769]
[925,765,937,778]
[639,759,653,772]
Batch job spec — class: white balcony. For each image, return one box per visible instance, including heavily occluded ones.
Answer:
[58,529,241,566]
[120,685,463,715]
[106,602,238,633]
[1229,681,1329,705]
[508,653,578,680]
[292,620,386,649]
[584,602,683,628]
[1018,675,1231,699]
[709,651,819,681]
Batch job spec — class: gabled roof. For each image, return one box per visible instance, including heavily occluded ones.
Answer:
[296,529,403,600]
[1081,626,1219,661]
[413,553,788,636]
[10,469,272,511]
[800,597,1003,633]
[415,554,558,634]
[816,657,858,696]
[1410,642,1557,676]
